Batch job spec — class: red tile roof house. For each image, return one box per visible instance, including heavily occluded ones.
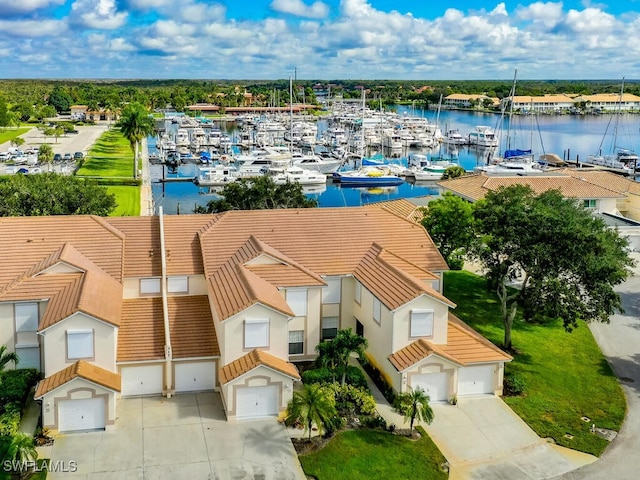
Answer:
[0,206,510,432]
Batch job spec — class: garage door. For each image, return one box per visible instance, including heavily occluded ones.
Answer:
[236,385,279,419]
[58,398,105,433]
[458,365,495,396]
[121,365,163,396]
[411,372,449,402]
[174,362,216,392]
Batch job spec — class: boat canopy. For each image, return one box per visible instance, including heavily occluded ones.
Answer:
[504,149,532,159]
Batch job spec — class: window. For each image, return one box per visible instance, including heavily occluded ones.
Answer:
[286,289,307,317]
[410,310,434,338]
[289,330,304,355]
[67,330,94,359]
[15,303,38,332]
[354,282,362,304]
[244,319,269,349]
[167,276,188,293]
[322,278,341,304]
[373,298,381,324]
[321,317,339,341]
[140,278,161,295]
[583,199,597,209]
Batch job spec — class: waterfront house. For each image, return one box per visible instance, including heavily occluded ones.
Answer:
[0,206,510,431]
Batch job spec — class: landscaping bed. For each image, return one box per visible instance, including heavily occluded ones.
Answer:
[444,270,626,456]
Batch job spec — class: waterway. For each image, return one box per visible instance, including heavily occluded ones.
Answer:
[151,108,640,214]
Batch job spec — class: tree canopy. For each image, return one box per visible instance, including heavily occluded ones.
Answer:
[0,173,117,216]
[194,175,318,213]
[472,185,633,349]
[421,192,476,270]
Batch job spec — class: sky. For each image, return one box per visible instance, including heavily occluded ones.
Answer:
[1,0,640,80]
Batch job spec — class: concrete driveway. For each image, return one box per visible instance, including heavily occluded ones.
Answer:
[47,392,305,480]
[427,397,595,480]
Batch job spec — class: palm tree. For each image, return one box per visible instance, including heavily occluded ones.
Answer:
[116,102,155,179]
[0,344,19,372]
[37,144,54,171]
[333,328,368,386]
[396,387,434,436]
[286,384,337,441]
[315,340,341,382]
[3,432,38,479]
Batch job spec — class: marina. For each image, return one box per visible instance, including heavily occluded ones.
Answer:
[147,106,640,214]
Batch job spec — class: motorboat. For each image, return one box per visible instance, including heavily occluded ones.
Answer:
[196,165,240,186]
[333,166,404,187]
[265,165,327,186]
[407,161,459,181]
[443,129,467,145]
[291,153,342,174]
[468,126,499,147]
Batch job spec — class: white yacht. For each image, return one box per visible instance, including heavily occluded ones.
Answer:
[266,164,327,186]
[292,153,342,174]
[443,129,467,145]
[468,126,499,147]
[196,165,240,186]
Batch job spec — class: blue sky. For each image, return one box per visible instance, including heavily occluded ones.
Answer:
[1,1,640,79]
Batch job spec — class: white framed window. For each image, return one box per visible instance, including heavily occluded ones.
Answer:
[322,278,341,304]
[244,319,269,349]
[373,298,381,324]
[288,330,304,355]
[167,276,189,293]
[286,289,307,317]
[354,281,362,304]
[410,310,434,338]
[67,330,94,359]
[140,278,161,295]
[15,303,38,332]
[321,317,339,341]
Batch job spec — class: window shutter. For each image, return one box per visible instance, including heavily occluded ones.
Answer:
[410,310,434,337]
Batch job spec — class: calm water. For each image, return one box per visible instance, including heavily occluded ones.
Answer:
[151,108,640,215]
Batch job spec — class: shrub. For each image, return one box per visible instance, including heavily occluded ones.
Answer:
[301,366,368,389]
[360,359,396,404]
[361,415,387,430]
[0,369,41,407]
[503,371,527,396]
[326,383,377,416]
[0,410,21,437]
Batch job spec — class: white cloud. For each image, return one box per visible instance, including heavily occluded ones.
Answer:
[70,0,128,30]
[0,0,64,16]
[0,18,64,37]
[270,0,329,19]
[516,2,564,28]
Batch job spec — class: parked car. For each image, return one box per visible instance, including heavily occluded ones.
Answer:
[63,153,72,161]
[53,153,62,163]
[73,152,84,160]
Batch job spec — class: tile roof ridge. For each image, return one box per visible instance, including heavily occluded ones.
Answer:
[380,248,439,280]
[197,212,228,236]
[0,245,64,297]
[447,313,512,360]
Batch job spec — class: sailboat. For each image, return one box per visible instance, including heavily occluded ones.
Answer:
[583,77,638,175]
[476,70,546,175]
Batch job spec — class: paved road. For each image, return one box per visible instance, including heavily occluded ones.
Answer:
[555,255,640,479]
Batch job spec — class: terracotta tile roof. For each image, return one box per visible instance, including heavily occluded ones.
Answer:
[559,168,640,195]
[107,217,162,277]
[118,298,165,362]
[218,349,300,384]
[35,360,121,398]
[245,263,326,287]
[168,296,219,358]
[0,216,125,285]
[161,215,215,275]
[378,249,439,281]
[354,243,454,311]
[198,207,448,277]
[209,262,294,321]
[366,199,425,223]
[0,268,122,331]
[439,173,625,202]
[388,313,511,371]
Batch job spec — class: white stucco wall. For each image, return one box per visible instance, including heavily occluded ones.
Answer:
[41,313,116,377]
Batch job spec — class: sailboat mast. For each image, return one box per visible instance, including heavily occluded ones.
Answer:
[289,76,294,152]
[505,69,518,151]
[612,77,625,150]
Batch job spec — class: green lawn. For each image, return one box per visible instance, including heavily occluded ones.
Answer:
[444,270,626,456]
[107,185,140,216]
[0,127,30,145]
[76,129,133,178]
[299,428,448,480]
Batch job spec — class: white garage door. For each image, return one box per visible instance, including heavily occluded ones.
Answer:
[58,398,105,433]
[411,372,449,402]
[174,362,216,392]
[458,365,495,396]
[236,385,279,419]
[121,365,163,396]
